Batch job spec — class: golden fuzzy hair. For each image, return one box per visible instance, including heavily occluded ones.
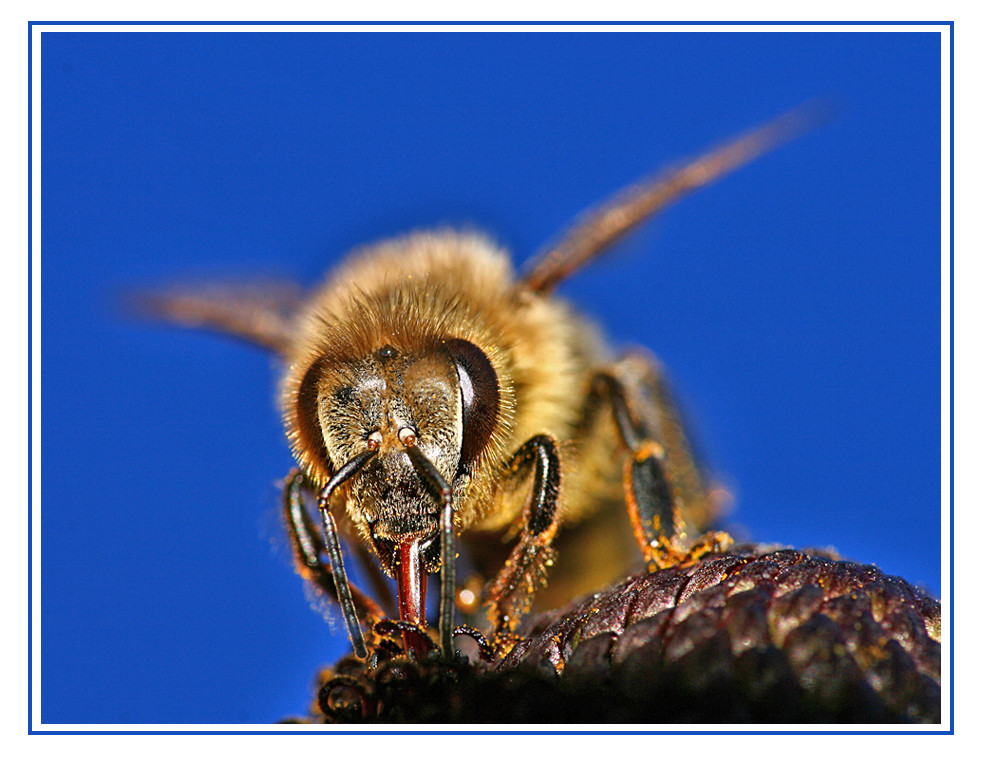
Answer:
[280,230,604,532]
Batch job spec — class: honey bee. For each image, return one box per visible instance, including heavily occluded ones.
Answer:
[148,106,821,661]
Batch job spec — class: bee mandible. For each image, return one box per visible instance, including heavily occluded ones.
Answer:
[149,105,821,661]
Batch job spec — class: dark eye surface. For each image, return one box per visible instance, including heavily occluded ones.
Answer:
[293,356,332,478]
[445,338,499,472]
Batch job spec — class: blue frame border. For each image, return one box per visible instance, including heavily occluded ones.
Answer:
[26,19,955,736]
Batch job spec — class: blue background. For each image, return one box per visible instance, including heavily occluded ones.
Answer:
[39,30,943,724]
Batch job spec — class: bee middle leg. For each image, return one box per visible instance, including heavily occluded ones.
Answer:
[588,353,732,570]
[483,434,562,637]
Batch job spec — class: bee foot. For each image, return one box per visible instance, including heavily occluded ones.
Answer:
[647,530,734,570]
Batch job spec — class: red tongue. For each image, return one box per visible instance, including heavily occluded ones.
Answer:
[397,537,429,658]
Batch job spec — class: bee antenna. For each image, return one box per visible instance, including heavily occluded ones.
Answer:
[317,446,379,658]
[404,444,456,660]
[521,100,833,294]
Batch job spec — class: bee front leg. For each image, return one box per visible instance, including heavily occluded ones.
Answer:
[484,435,562,638]
[590,354,732,570]
[282,469,384,658]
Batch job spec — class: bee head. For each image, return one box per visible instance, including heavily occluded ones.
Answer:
[285,338,499,577]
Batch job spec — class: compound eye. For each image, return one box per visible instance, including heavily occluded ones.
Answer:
[291,356,333,480]
[445,338,499,471]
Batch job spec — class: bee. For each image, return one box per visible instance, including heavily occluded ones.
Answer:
[148,106,820,661]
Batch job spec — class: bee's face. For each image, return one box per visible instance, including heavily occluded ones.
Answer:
[305,339,500,575]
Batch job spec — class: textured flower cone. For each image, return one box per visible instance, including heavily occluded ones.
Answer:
[292,547,941,724]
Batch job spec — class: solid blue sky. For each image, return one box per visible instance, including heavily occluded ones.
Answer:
[39,29,943,724]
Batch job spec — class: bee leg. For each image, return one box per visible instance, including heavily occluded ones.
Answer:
[282,469,384,658]
[591,355,732,570]
[484,435,562,638]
